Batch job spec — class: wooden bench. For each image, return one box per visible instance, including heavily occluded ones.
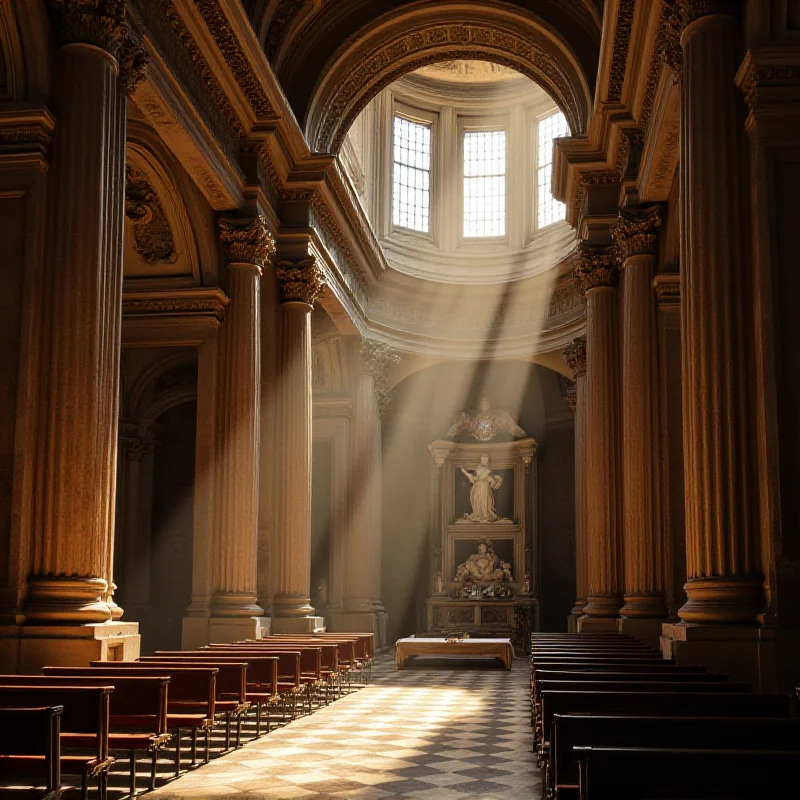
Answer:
[0,706,62,799]
[257,636,368,686]
[552,715,800,799]
[574,745,800,799]
[1,674,170,797]
[51,665,217,774]
[0,686,114,800]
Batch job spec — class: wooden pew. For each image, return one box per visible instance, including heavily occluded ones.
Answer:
[49,665,217,773]
[1,674,170,797]
[574,745,799,799]
[0,706,62,800]
[0,686,114,800]
[553,715,800,799]
[259,635,369,686]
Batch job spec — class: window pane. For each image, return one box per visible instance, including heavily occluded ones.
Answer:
[463,130,506,237]
[392,116,431,233]
[537,111,569,228]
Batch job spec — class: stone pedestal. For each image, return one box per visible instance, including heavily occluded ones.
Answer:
[563,336,587,630]
[613,208,666,623]
[272,258,326,629]
[574,246,623,624]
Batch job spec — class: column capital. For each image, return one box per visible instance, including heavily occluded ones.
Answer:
[360,340,401,418]
[562,334,587,379]
[276,257,326,306]
[611,205,662,262]
[574,245,619,295]
[48,0,125,53]
[120,436,152,462]
[117,27,149,95]
[559,374,577,413]
[219,215,275,267]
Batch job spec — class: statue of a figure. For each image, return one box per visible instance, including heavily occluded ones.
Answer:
[447,396,527,442]
[460,454,503,523]
[454,539,514,583]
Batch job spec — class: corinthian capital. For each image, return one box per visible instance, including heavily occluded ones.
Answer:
[276,258,326,306]
[573,245,619,295]
[562,335,587,379]
[219,215,275,266]
[48,0,125,52]
[117,27,149,95]
[360,340,401,419]
[611,205,662,262]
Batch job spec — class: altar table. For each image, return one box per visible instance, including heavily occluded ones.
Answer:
[395,637,514,670]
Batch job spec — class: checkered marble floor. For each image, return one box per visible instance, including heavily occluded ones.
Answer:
[150,651,541,799]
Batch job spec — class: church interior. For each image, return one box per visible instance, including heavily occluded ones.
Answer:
[1,0,799,798]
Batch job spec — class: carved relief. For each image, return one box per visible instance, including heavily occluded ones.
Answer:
[117,26,149,95]
[606,0,636,103]
[611,205,662,261]
[219,215,276,265]
[264,0,307,64]
[359,340,400,418]
[563,335,587,379]
[573,244,619,294]
[125,165,177,265]
[276,258,326,305]
[48,0,125,52]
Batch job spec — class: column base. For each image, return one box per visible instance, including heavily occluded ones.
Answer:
[582,594,623,618]
[617,616,665,649]
[567,614,580,633]
[0,621,140,674]
[660,622,800,693]
[620,593,666,619]
[209,616,269,644]
[210,592,264,618]
[678,577,764,625]
[577,616,619,633]
[270,616,325,634]
[24,576,111,624]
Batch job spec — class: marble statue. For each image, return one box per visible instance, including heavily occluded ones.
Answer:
[447,396,526,442]
[454,539,514,583]
[459,454,503,522]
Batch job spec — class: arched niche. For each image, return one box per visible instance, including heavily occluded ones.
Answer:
[123,141,202,287]
[303,2,593,153]
[0,0,52,104]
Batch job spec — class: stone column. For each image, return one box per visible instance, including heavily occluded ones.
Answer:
[574,246,623,629]
[563,336,587,632]
[336,341,397,648]
[677,3,763,625]
[208,216,274,642]
[612,207,667,643]
[20,2,142,666]
[272,258,326,632]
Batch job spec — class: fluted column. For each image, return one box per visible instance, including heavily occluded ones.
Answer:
[272,258,326,630]
[210,216,274,624]
[613,207,666,620]
[563,336,588,625]
[575,246,623,623]
[25,2,133,625]
[678,2,763,624]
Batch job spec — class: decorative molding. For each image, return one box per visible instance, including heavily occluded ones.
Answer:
[125,165,177,265]
[313,22,585,153]
[193,0,276,118]
[571,169,621,228]
[276,257,326,305]
[264,0,307,64]
[219,215,275,265]
[656,0,685,77]
[562,334,587,378]
[607,0,636,103]
[652,273,680,306]
[548,278,583,319]
[48,0,125,52]
[360,340,401,418]
[573,244,619,294]
[738,64,800,114]
[122,289,229,320]
[611,205,662,261]
[117,25,150,95]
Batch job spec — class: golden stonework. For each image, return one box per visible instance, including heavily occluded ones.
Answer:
[611,206,662,261]
[48,0,125,52]
[276,258,326,306]
[573,244,619,295]
[219,216,275,266]
[563,335,587,378]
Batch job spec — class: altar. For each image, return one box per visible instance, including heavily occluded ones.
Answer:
[423,398,541,651]
[396,637,515,670]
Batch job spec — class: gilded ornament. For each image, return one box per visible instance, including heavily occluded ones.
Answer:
[562,335,587,378]
[573,244,619,294]
[125,166,177,265]
[219,216,275,266]
[446,397,526,442]
[276,258,326,306]
[48,0,125,52]
[117,27,150,95]
[611,206,662,261]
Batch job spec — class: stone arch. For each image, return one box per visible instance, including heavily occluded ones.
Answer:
[305,3,593,154]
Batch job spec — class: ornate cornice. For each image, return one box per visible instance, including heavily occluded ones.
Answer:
[122,290,229,320]
[194,0,276,119]
[219,215,275,266]
[48,0,125,52]
[562,334,587,378]
[125,165,177,265]
[739,64,800,114]
[117,25,150,95]
[611,205,662,261]
[314,21,585,153]
[653,273,680,306]
[573,244,619,294]
[276,258,326,306]
[571,169,621,228]
[607,0,636,103]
